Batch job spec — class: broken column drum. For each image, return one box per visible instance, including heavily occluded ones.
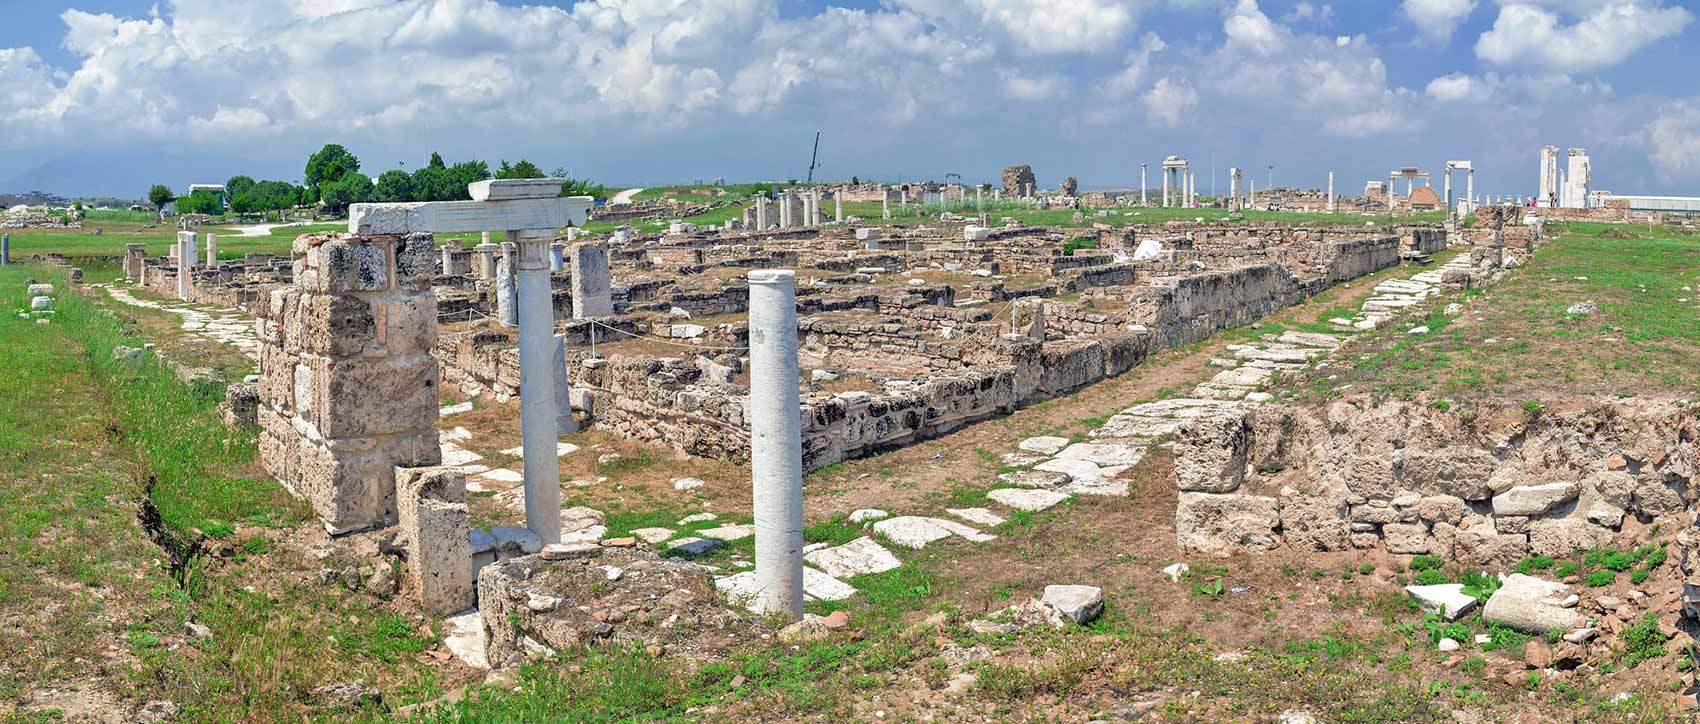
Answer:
[497,242,518,328]
[748,269,805,619]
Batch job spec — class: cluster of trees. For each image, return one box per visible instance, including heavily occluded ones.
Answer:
[145,144,608,219]
[316,145,607,213]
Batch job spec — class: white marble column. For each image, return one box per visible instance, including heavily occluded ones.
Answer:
[1327,172,1335,214]
[748,269,804,620]
[176,231,193,300]
[205,233,218,268]
[514,231,562,544]
[1140,164,1148,207]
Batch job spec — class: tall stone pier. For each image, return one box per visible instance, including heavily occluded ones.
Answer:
[748,269,804,619]
[256,232,442,534]
[176,232,194,301]
[124,243,147,283]
[570,242,613,318]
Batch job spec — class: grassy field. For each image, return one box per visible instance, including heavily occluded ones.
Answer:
[0,265,458,722]
[1292,221,1700,405]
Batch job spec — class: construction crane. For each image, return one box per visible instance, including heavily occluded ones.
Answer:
[805,131,821,183]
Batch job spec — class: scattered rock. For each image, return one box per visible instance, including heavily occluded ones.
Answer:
[1563,627,1597,643]
[1525,639,1554,669]
[778,617,832,643]
[1438,638,1461,652]
[312,680,381,711]
[136,701,180,724]
[1041,585,1104,625]
[1162,562,1190,582]
[541,543,601,560]
[1017,436,1070,455]
[1483,574,1587,633]
[671,477,706,491]
[848,508,889,523]
[1566,300,1598,316]
[1406,583,1478,621]
[365,563,398,596]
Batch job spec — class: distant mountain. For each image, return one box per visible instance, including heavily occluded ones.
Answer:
[1,150,301,199]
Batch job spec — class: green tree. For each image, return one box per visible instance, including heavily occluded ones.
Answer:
[427,151,446,170]
[225,175,257,202]
[319,172,372,215]
[305,144,361,201]
[147,184,175,220]
[411,166,455,202]
[446,161,491,200]
[373,170,415,202]
[176,189,225,216]
[496,159,546,179]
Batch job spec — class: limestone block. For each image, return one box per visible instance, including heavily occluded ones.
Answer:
[1343,453,1397,499]
[1383,522,1431,554]
[395,233,437,290]
[1406,583,1477,621]
[382,291,439,358]
[1412,495,1469,525]
[1174,411,1251,493]
[1175,492,1279,556]
[1527,518,1609,558]
[1278,484,1350,551]
[297,429,440,533]
[1632,476,1685,516]
[306,354,438,439]
[1403,448,1498,500]
[1590,471,1635,508]
[310,240,392,293]
[1491,481,1580,517]
[1482,574,1585,634]
[299,294,378,357]
[397,466,473,615]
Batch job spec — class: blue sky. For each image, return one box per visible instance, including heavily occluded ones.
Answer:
[1,0,1697,199]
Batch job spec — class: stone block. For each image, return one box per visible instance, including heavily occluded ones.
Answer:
[306,354,439,439]
[395,233,437,290]
[1491,481,1579,517]
[296,429,440,534]
[397,466,473,616]
[1174,411,1251,493]
[1175,492,1279,556]
[1482,574,1585,634]
[299,294,378,357]
[1403,448,1497,500]
[311,240,392,293]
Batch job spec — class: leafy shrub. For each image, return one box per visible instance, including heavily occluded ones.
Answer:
[1621,614,1667,668]
[1630,569,1650,585]
[1409,555,1446,572]
[1585,570,1616,587]
[1553,561,1579,578]
[1512,556,1554,574]
[1414,570,1449,586]
[1460,571,1502,601]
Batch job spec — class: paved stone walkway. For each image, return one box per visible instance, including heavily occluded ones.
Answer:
[99,285,262,361]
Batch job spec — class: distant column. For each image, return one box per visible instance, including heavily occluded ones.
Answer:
[2,233,10,266]
[549,242,566,272]
[473,243,500,279]
[748,269,804,620]
[1140,164,1148,207]
[1162,169,1170,208]
[496,242,517,328]
[176,231,193,301]
[205,233,218,268]
[1327,172,1335,214]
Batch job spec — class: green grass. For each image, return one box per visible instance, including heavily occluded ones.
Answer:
[1299,222,1700,402]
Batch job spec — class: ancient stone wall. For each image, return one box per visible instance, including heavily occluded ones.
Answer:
[1174,398,1699,563]
[1128,264,1302,349]
[255,233,442,534]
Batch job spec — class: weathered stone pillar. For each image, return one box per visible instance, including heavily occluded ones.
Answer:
[124,243,147,283]
[0,233,8,266]
[1327,172,1335,213]
[1162,168,1170,208]
[570,242,613,318]
[205,233,218,268]
[496,242,518,328]
[552,333,578,435]
[748,269,804,619]
[440,243,456,274]
[882,192,890,219]
[834,191,844,223]
[176,231,194,301]
[755,196,770,230]
[397,466,473,615]
[1011,297,1045,340]
[255,232,442,534]
[778,192,793,229]
[513,231,563,544]
[1140,164,1148,207]
[549,242,566,272]
[474,243,500,279]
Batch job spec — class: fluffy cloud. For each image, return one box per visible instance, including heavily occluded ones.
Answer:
[1401,0,1477,44]
[1223,0,1286,56]
[1141,76,1197,127]
[1425,73,1490,102]
[1476,1,1692,72]
[1639,101,1700,182]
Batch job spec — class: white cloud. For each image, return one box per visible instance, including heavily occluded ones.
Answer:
[1000,71,1069,101]
[1639,101,1700,182]
[1476,1,1693,73]
[893,0,1144,55]
[1425,73,1490,102]
[1223,0,1286,56]
[1142,76,1197,127]
[1401,0,1477,44]
[1325,109,1401,138]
